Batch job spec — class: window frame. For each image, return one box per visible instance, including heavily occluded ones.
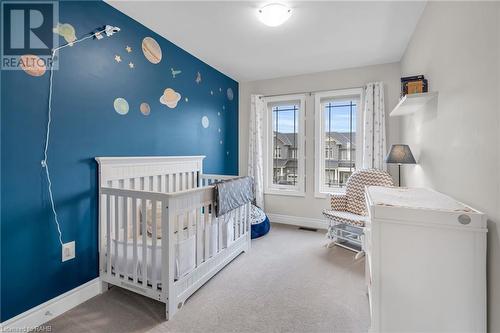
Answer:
[314,88,363,197]
[263,94,306,197]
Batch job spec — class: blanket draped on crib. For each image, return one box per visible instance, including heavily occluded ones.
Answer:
[214,176,254,217]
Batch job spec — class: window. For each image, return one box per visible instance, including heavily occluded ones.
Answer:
[264,94,305,196]
[314,88,363,195]
[274,146,281,158]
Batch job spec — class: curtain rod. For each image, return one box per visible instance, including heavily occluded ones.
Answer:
[258,85,364,99]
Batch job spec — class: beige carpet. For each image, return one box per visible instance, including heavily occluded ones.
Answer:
[47,223,369,333]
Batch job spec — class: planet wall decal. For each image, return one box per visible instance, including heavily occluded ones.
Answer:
[142,37,162,64]
[201,116,209,128]
[159,88,181,108]
[227,88,234,101]
[19,54,46,77]
[53,23,77,44]
[140,102,151,116]
[114,97,129,115]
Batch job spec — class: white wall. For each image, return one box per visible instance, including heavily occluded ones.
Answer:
[399,2,500,331]
[239,63,401,220]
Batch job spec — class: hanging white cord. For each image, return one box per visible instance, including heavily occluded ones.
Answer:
[42,27,118,247]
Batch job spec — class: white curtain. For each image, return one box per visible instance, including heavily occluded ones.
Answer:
[362,82,387,170]
[248,95,265,209]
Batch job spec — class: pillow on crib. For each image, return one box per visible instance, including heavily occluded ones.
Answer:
[138,202,163,239]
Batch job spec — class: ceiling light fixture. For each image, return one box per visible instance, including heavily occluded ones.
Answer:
[257,3,292,27]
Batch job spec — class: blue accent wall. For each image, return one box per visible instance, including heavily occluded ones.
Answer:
[0,1,238,321]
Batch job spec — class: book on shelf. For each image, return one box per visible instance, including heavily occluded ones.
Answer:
[401,75,425,82]
[400,75,428,97]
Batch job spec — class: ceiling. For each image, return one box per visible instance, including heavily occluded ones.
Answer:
[106,1,426,82]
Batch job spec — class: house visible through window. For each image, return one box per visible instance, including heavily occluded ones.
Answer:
[272,104,298,186]
[315,88,362,195]
[264,94,305,196]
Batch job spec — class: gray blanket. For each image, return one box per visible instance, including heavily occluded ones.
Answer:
[214,176,254,217]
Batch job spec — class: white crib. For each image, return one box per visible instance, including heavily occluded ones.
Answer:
[96,156,251,320]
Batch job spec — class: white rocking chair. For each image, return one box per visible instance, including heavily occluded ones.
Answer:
[323,169,394,259]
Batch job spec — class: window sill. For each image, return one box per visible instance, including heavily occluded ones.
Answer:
[315,188,346,199]
[265,189,305,197]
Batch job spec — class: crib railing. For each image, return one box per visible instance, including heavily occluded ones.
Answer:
[99,180,250,303]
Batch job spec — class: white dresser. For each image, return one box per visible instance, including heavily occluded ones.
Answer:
[364,186,487,333]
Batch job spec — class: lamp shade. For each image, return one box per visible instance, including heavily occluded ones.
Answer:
[385,144,416,164]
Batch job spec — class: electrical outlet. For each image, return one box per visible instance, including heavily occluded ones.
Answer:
[62,241,75,262]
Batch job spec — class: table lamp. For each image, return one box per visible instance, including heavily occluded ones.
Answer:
[385,144,416,186]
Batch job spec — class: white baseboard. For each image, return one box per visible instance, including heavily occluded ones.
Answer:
[268,213,328,230]
[0,277,102,331]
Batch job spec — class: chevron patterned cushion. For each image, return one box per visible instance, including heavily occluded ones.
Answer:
[330,193,347,211]
[322,209,368,227]
[345,169,394,215]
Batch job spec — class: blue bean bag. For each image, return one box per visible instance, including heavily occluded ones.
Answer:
[250,204,270,239]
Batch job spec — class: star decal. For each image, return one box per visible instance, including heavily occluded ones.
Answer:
[114,55,121,63]
[128,62,134,69]
[125,46,132,53]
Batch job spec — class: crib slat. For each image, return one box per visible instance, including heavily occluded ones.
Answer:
[231,209,236,241]
[196,207,202,266]
[167,174,172,193]
[243,204,247,235]
[187,210,194,239]
[234,207,239,239]
[151,200,158,290]
[114,195,119,276]
[141,198,147,286]
[204,204,210,261]
[174,174,178,192]
[177,214,183,243]
[106,194,111,275]
[123,196,128,278]
[229,210,234,242]
[132,197,138,283]
[217,208,223,252]
[233,209,237,241]
[152,175,158,192]
[161,175,167,193]
[246,203,250,233]
[239,206,244,238]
